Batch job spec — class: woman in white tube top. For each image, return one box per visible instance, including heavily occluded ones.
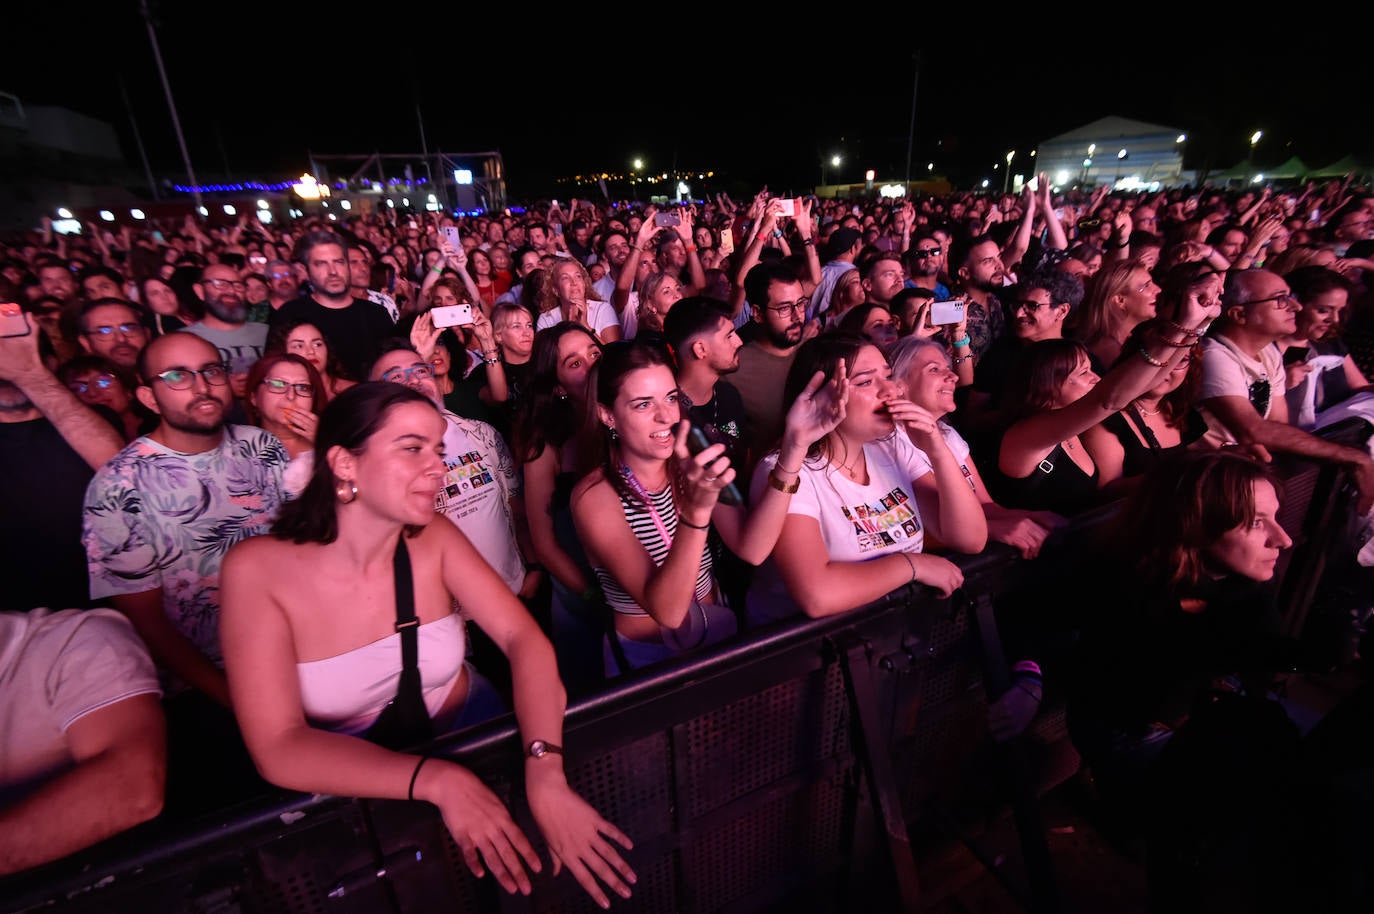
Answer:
[220,382,634,909]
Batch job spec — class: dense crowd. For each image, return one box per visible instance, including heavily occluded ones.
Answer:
[3,178,1374,907]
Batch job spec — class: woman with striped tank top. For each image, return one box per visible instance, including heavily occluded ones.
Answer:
[571,339,848,674]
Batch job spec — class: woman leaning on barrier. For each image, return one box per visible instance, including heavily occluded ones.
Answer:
[220,382,635,909]
[745,333,988,625]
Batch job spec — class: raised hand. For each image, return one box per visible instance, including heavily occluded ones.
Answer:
[883,396,942,450]
[673,421,734,520]
[410,311,442,362]
[781,365,849,454]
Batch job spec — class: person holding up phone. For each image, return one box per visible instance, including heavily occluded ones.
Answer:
[571,340,847,674]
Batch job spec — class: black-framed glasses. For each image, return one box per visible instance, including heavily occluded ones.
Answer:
[911,247,943,259]
[84,322,145,338]
[380,363,434,385]
[68,373,117,395]
[204,278,247,291]
[1248,378,1271,416]
[260,378,314,398]
[152,364,230,390]
[1238,291,1299,309]
[765,299,809,315]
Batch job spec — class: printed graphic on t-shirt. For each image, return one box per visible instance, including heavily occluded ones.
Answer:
[839,486,921,554]
[437,450,497,517]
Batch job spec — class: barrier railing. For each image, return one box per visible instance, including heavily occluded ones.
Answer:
[5,421,1367,914]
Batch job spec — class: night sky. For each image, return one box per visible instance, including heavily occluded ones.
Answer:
[6,7,1370,200]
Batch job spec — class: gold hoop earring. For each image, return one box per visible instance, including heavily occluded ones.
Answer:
[336,480,358,504]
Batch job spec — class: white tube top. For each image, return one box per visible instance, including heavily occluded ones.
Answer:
[296,613,466,736]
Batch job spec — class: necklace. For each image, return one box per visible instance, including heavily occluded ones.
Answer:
[1134,399,1162,417]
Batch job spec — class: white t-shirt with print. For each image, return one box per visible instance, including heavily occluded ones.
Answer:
[437,411,525,594]
[1197,335,1285,447]
[745,437,932,625]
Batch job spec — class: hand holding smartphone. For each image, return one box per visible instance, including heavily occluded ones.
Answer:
[683,423,743,507]
[432,304,474,328]
[0,302,32,339]
[929,299,966,326]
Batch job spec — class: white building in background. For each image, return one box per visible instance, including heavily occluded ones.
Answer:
[1035,115,1190,191]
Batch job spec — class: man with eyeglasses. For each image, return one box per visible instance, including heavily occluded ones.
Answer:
[1198,269,1374,515]
[369,343,536,603]
[83,332,288,791]
[736,262,811,476]
[903,232,952,301]
[183,264,268,408]
[76,299,149,375]
[264,259,300,312]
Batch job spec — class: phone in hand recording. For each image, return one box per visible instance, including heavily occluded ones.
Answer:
[432,304,474,328]
[775,198,796,218]
[440,225,462,251]
[0,302,31,338]
[929,299,966,326]
[655,212,681,228]
[718,227,734,256]
[683,423,744,507]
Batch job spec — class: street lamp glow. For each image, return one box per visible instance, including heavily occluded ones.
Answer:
[1083,158,1093,167]
[927,162,934,171]
[865,169,875,181]
[1117,149,1128,159]
[56,207,72,219]
[99,210,115,221]
[1176,134,1187,144]
[1250,130,1263,146]
[130,209,145,220]
[633,158,643,170]
[223,204,236,215]
[1252,174,1265,184]
[1087,144,1096,156]
[981,179,990,188]
[830,155,841,167]
[1006,150,1016,164]
[1055,171,1070,185]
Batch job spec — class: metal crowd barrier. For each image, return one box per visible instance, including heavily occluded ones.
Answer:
[4,420,1367,914]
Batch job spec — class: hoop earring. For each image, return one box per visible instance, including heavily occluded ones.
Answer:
[336,480,358,504]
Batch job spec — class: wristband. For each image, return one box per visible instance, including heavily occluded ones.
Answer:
[951,335,971,349]
[772,230,783,239]
[1012,659,1043,678]
[899,551,918,584]
[677,514,710,531]
[408,755,431,801]
[802,238,815,246]
[685,243,698,252]
[430,265,444,275]
[768,470,800,494]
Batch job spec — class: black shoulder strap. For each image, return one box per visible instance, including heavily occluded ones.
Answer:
[393,536,421,683]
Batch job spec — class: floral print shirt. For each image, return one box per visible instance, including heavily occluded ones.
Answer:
[83,426,288,666]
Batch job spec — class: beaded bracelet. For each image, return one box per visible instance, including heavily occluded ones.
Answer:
[1162,318,1201,338]
[1138,346,1168,367]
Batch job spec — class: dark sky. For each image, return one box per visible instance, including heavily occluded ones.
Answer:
[6,7,1369,200]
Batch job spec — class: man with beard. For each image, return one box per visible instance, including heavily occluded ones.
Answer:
[264,260,300,312]
[0,308,124,612]
[736,262,808,475]
[665,296,748,471]
[269,231,394,381]
[77,299,150,377]
[903,232,952,300]
[591,230,633,304]
[346,240,400,322]
[950,235,1010,360]
[183,263,268,408]
[83,332,287,713]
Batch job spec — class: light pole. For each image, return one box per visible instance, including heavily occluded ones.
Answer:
[1002,150,1016,194]
[822,153,841,187]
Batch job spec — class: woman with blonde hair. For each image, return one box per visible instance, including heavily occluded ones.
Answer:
[535,258,622,343]
[1071,258,1161,370]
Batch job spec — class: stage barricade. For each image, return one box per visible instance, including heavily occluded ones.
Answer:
[3,424,1366,914]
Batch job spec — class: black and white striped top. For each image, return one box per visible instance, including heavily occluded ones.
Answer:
[595,484,715,617]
